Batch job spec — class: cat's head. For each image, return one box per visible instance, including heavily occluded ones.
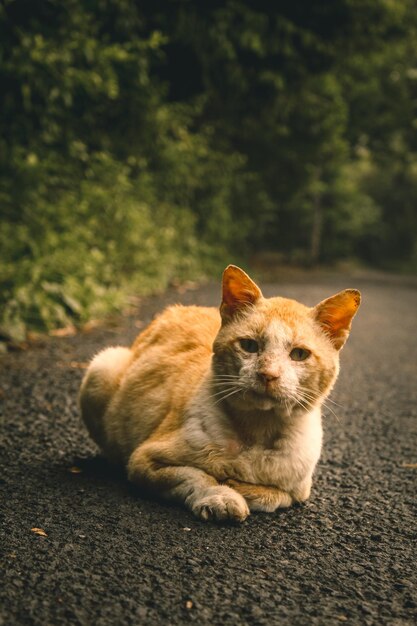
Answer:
[212,265,360,414]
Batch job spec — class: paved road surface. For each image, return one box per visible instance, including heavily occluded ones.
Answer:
[1,273,416,625]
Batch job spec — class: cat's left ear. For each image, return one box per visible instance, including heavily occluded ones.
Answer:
[313,289,361,350]
[220,265,263,322]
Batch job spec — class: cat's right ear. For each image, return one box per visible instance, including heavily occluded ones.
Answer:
[220,265,262,322]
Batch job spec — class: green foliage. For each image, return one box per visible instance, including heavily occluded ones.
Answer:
[1,0,416,337]
[0,151,190,334]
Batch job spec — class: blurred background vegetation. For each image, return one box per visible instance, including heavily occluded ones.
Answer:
[1,0,416,337]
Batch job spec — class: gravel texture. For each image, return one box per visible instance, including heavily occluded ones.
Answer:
[1,273,416,625]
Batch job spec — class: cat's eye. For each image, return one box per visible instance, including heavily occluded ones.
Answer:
[290,347,311,361]
[239,338,259,353]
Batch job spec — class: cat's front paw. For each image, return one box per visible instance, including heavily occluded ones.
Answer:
[224,478,293,512]
[190,486,250,522]
[290,477,312,503]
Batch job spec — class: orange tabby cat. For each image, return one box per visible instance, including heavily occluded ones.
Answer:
[80,266,360,522]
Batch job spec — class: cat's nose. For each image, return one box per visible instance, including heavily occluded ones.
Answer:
[257,369,279,384]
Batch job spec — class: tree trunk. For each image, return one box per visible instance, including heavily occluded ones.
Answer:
[309,190,323,266]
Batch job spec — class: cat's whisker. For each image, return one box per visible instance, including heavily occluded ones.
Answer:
[213,373,240,377]
[298,392,333,412]
[212,381,241,387]
[297,387,344,418]
[294,391,341,422]
[296,387,319,399]
[298,385,344,409]
[291,397,310,413]
[297,391,341,422]
[295,390,313,399]
[294,398,315,411]
[208,385,241,400]
[322,396,344,408]
[321,401,341,423]
[212,387,243,406]
[299,391,341,420]
[212,374,240,379]
[295,392,319,406]
[288,392,321,416]
[212,381,242,387]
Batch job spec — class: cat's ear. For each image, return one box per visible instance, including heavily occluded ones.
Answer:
[313,289,361,350]
[220,265,262,321]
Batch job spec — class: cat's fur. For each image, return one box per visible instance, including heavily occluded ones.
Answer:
[80,266,360,522]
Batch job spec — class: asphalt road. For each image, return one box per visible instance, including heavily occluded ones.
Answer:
[1,272,416,625]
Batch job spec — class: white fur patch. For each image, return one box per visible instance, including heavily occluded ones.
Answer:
[266,319,293,349]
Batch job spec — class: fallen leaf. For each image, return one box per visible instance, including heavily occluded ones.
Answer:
[401,463,417,468]
[31,527,47,537]
[58,360,88,369]
[69,361,88,369]
[69,466,82,474]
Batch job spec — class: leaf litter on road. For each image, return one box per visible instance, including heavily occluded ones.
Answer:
[31,528,48,537]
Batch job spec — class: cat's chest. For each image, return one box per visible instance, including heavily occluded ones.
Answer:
[184,411,322,489]
[219,439,318,488]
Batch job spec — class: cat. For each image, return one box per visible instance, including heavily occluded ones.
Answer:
[79,265,360,522]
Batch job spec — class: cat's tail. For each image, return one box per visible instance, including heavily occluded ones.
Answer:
[79,346,133,452]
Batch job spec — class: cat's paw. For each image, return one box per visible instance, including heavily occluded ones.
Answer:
[224,478,293,512]
[290,477,312,503]
[190,486,250,522]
